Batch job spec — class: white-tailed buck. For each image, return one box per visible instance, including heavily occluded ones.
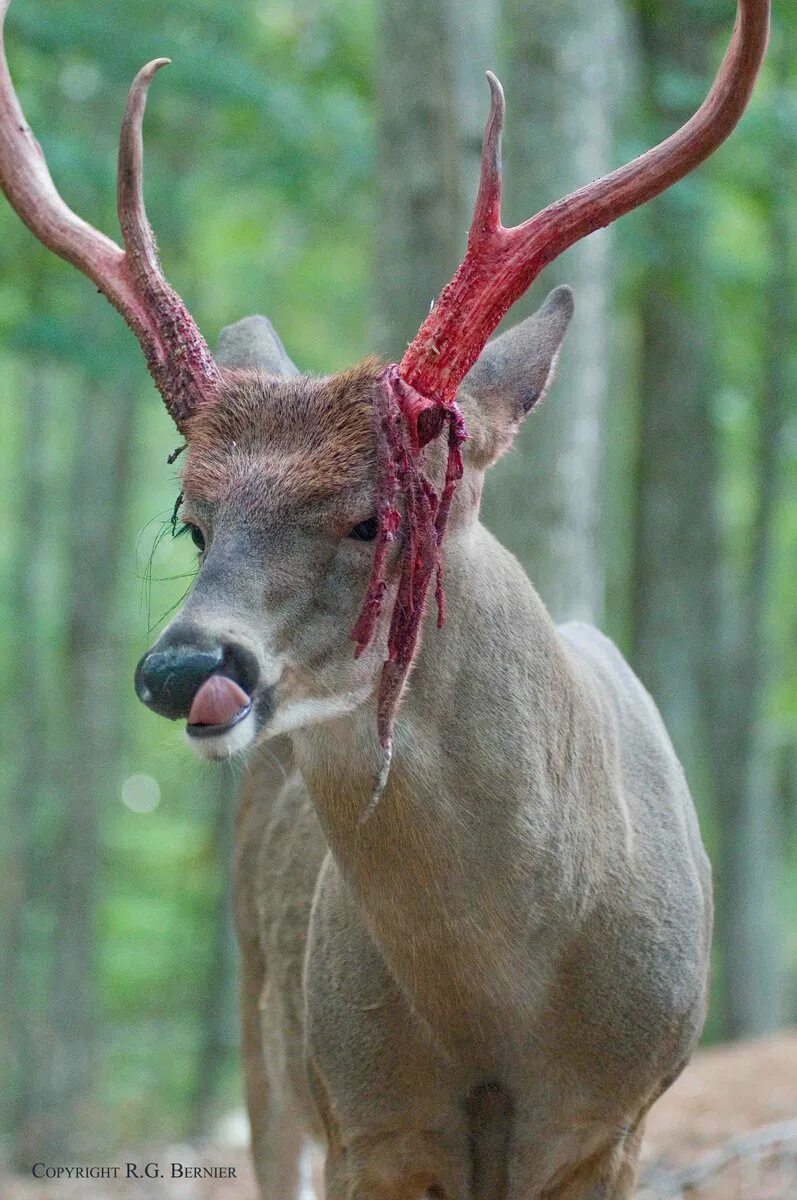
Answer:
[1,1,769,1196]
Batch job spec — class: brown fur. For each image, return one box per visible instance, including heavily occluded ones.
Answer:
[183,359,383,507]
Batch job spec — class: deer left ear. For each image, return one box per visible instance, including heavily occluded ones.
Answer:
[215,314,299,375]
[458,285,574,467]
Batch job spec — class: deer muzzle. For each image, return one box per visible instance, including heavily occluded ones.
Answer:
[134,630,260,736]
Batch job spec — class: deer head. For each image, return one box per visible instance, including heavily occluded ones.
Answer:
[0,0,769,781]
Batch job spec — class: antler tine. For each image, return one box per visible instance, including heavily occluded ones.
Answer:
[401,0,770,405]
[118,58,172,275]
[116,59,219,425]
[0,0,218,429]
[470,71,504,237]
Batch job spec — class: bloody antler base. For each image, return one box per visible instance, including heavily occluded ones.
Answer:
[351,366,468,782]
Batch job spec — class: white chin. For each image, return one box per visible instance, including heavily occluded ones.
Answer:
[267,687,373,737]
[185,709,257,761]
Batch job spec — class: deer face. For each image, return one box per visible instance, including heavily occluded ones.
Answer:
[133,291,575,761]
[134,359,396,759]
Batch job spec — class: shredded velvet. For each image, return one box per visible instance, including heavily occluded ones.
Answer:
[351,364,468,793]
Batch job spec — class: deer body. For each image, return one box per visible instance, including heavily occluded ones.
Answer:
[207,302,712,1200]
[235,482,711,1200]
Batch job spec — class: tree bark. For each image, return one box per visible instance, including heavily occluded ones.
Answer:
[47,380,138,1153]
[4,366,53,1167]
[481,0,623,621]
[445,0,498,223]
[707,104,791,1038]
[631,0,719,783]
[373,0,462,360]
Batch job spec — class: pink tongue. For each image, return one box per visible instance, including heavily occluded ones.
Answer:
[188,675,250,727]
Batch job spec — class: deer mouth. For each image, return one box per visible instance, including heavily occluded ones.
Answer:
[186,674,252,739]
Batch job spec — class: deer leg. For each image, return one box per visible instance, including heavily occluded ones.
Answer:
[240,944,304,1199]
[307,1039,467,1200]
[540,1122,645,1200]
[322,1138,464,1200]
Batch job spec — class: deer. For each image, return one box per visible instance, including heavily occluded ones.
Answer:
[0,0,769,1196]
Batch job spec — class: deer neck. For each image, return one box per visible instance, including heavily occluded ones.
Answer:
[290,520,608,1051]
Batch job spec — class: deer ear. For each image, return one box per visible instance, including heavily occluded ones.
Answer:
[215,314,299,376]
[459,285,574,467]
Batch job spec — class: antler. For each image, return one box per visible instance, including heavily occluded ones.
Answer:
[400,0,770,404]
[0,0,218,427]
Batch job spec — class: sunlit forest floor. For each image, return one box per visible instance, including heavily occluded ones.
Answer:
[4,1030,797,1200]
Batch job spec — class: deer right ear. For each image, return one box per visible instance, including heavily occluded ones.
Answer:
[459,285,574,468]
[215,314,299,375]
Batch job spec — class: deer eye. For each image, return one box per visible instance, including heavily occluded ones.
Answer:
[184,523,206,552]
[347,516,378,542]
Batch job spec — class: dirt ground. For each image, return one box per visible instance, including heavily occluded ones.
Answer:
[638,1028,797,1198]
[4,1030,797,1200]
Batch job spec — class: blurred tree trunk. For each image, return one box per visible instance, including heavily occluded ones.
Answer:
[446,0,498,220]
[482,0,623,621]
[191,763,239,1136]
[5,367,53,1166]
[705,97,791,1038]
[373,0,462,359]
[47,380,138,1152]
[373,0,499,357]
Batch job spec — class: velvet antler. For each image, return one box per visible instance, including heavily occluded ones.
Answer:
[0,1,218,427]
[353,0,769,792]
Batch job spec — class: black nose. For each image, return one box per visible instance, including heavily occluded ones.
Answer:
[134,633,259,720]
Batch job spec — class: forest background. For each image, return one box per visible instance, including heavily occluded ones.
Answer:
[0,0,794,1167]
